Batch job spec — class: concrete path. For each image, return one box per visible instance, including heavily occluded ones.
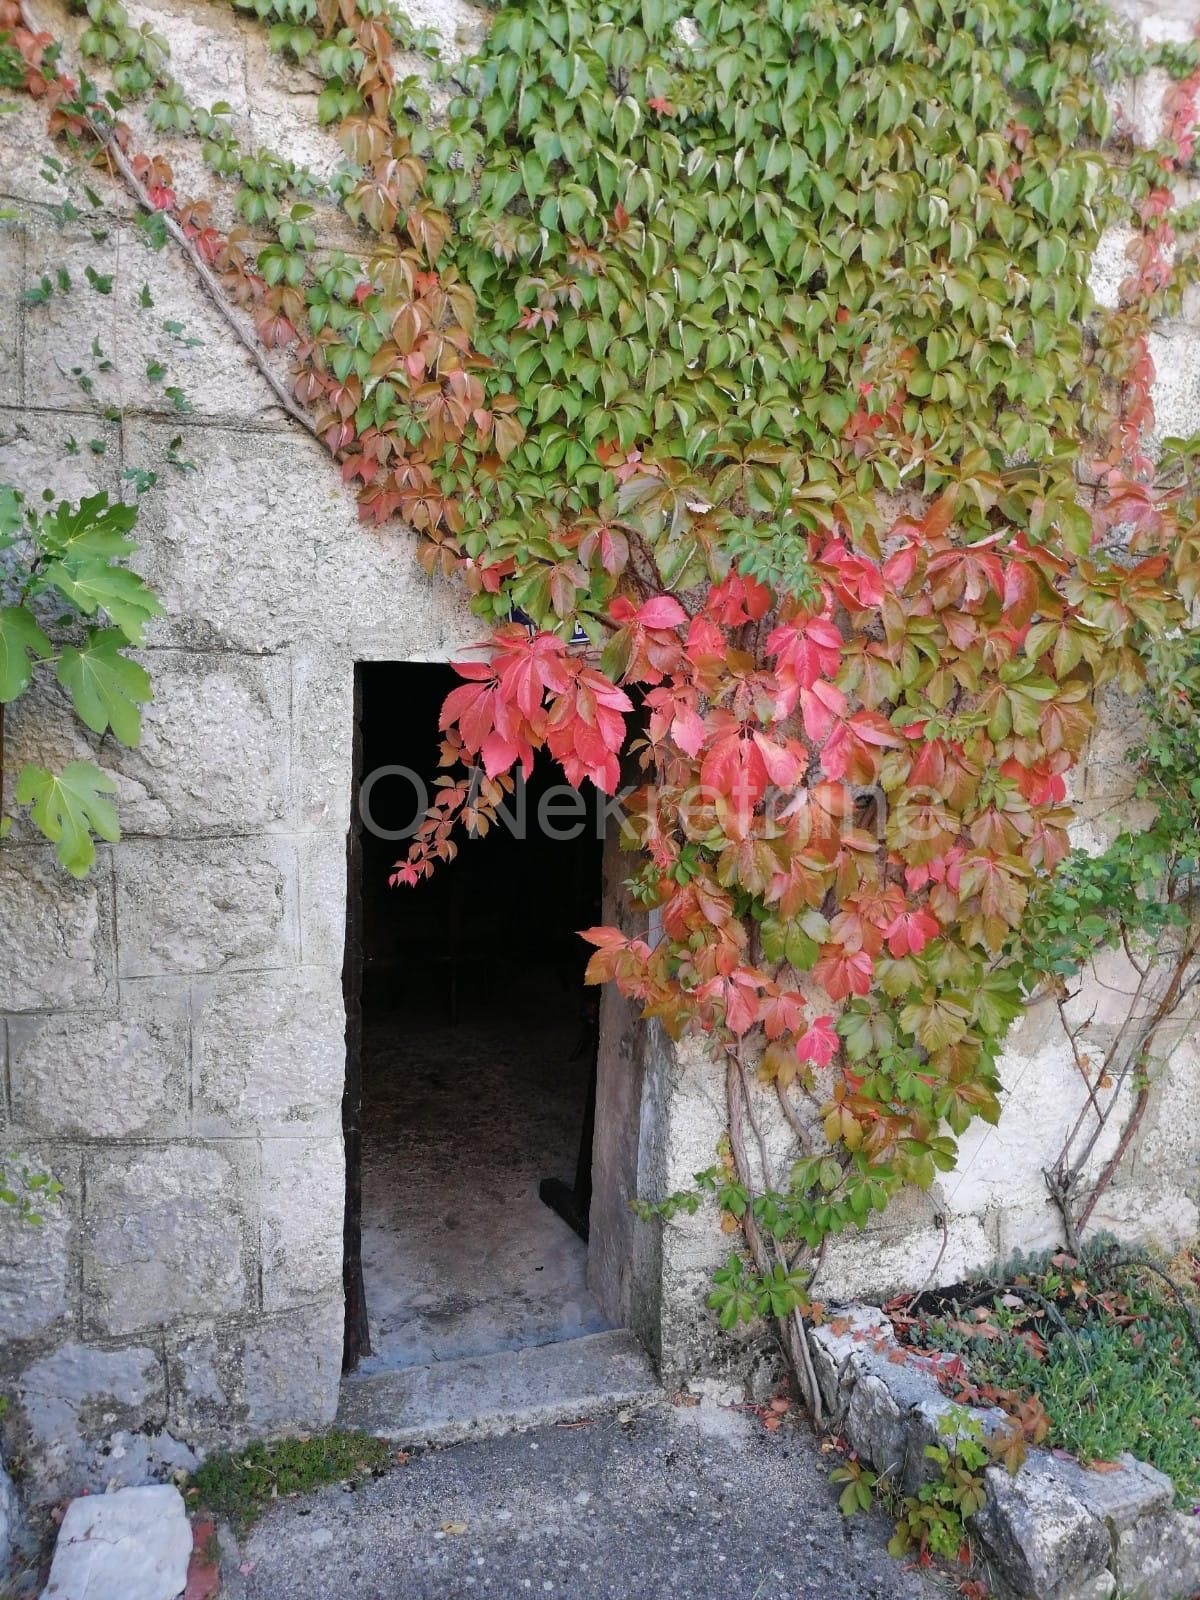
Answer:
[222,1399,947,1600]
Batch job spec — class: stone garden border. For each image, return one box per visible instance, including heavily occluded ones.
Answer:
[808,1308,1200,1600]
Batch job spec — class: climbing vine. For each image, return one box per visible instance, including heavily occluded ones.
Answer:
[0,485,161,874]
[4,0,1200,1415]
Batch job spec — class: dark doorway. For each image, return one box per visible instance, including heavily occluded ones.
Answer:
[342,662,610,1373]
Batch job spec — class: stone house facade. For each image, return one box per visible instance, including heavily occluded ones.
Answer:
[0,0,1197,1500]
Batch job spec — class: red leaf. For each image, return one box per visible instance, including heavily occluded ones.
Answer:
[636,596,688,629]
[883,908,940,958]
[812,947,873,1001]
[795,1014,838,1067]
[752,730,805,786]
[672,706,707,757]
[481,729,521,778]
[801,680,846,743]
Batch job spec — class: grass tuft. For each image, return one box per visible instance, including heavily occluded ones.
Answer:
[187,1429,393,1531]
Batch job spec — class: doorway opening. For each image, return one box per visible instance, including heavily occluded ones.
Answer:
[342,662,611,1374]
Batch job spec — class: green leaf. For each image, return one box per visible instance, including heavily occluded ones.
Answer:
[40,557,163,643]
[0,605,52,703]
[0,483,22,539]
[14,761,119,877]
[39,493,138,558]
[56,628,152,745]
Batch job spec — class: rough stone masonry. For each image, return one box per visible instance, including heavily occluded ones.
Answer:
[0,0,1198,1506]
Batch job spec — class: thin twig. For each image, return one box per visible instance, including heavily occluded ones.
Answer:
[912,1205,951,1301]
[19,0,319,438]
[1075,931,1200,1235]
[1056,994,1105,1122]
[736,1057,774,1194]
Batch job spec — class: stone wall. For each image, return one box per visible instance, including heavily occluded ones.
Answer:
[0,0,1197,1493]
[0,0,481,1495]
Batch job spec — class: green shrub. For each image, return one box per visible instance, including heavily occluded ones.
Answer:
[900,1245,1200,1506]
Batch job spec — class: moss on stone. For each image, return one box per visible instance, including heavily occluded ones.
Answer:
[187,1430,393,1531]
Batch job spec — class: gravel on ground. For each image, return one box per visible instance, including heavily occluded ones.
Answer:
[221,1397,948,1600]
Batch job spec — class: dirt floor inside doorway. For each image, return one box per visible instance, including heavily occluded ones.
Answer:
[357,993,610,1372]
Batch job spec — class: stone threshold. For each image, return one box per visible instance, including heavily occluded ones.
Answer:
[336,1330,661,1446]
[809,1307,1200,1600]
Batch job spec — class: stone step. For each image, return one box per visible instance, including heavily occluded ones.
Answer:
[336,1330,661,1446]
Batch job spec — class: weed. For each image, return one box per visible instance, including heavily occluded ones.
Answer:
[187,1430,392,1531]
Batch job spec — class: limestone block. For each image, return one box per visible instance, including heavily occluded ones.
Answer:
[20,224,282,421]
[1089,226,1136,312]
[1058,1576,1117,1600]
[656,1258,754,1384]
[1085,1183,1200,1254]
[1,681,106,852]
[115,649,290,835]
[241,1299,344,1433]
[85,1428,198,1490]
[1115,1508,1200,1600]
[259,1137,345,1310]
[902,1395,1015,1497]
[817,1214,995,1304]
[993,1198,1072,1264]
[41,1484,192,1600]
[1083,685,1149,806]
[973,1455,1111,1600]
[191,967,344,1135]
[18,1342,166,1498]
[8,980,188,1138]
[1149,327,1200,447]
[0,410,120,504]
[83,1144,250,1336]
[2,640,290,839]
[1138,9,1198,47]
[0,1148,76,1340]
[0,849,113,1014]
[1131,68,1175,150]
[396,0,489,57]
[844,1371,908,1479]
[0,223,23,407]
[946,1023,1130,1219]
[1129,1030,1200,1185]
[806,1307,892,1415]
[164,1325,236,1444]
[114,837,297,977]
[125,420,476,656]
[0,97,71,208]
[658,1038,729,1194]
[1109,0,1197,31]
[243,34,349,195]
[124,0,253,122]
[297,831,348,969]
[291,652,355,832]
[1051,1454,1174,1538]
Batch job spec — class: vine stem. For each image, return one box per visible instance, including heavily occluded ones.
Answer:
[1044,912,1199,1253]
[18,0,319,439]
[725,1055,824,1425]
